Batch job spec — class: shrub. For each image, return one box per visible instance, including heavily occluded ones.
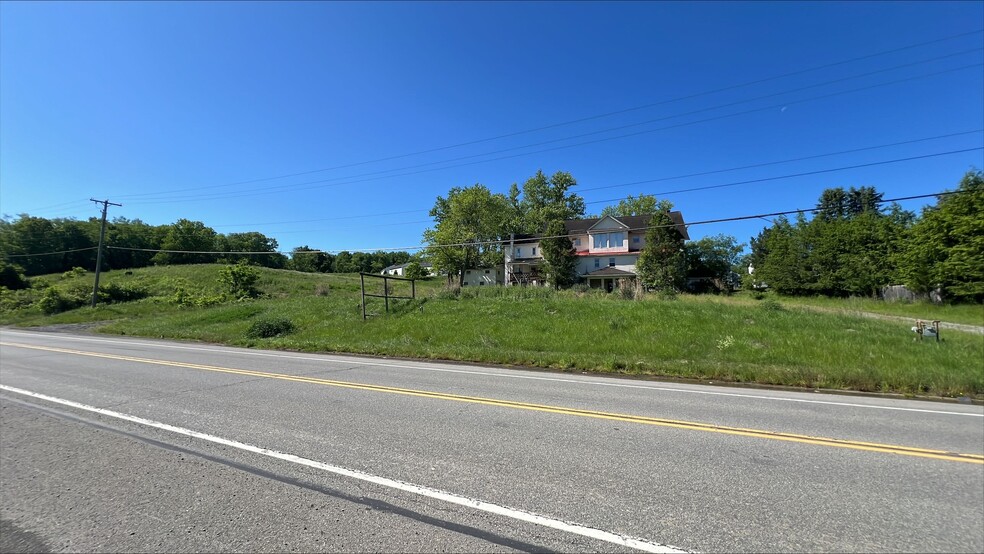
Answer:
[36,287,86,315]
[98,282,149,304]
[62,267,87,279]
[403,261,427,280]
[246,316,295,339]
[219,261,260,299]
[761,298,785,312]
[0,261,29,290]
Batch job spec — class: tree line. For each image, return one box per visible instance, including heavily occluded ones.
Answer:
[747,170,983,303]
[0,215,414,287]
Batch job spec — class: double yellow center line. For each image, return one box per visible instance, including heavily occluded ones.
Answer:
[3,341,982,465]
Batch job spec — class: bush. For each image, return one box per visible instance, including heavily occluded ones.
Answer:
[0,261,29,290]
[403,261,427,280]
[219,261,260,299]
[761,298,785,312]
[246,316,295,339]
[98,282,149,304]
[36,287,86,315]
[62,267,87,279]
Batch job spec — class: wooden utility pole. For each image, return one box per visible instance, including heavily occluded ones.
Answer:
[90,198,122,308]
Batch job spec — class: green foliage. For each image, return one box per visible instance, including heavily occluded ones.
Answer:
[246,316,295,339]
[749,186,915,298]
[423,184,512,285]
[403,261,427,280]
[36,285,88,315]
[637,211,686,292]
[0,261,29,290]
[900,170,984,302]
[289,246,334,273]
[219,261,261,299]
[153,219,219,265]
[540,219,578,289]
[515,170,586,233]
[217,231,287,269]
[600,194,673,218]
[62,267,87,279]
[97,281,149,304]
[685,234,745,291]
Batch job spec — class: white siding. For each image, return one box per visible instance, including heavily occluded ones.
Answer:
[461,267,504,286]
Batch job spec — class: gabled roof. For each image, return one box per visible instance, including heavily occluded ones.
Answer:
[587,215,630,231]
[563,212,689,240]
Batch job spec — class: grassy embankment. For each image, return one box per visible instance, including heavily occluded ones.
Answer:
[1,264,981,398]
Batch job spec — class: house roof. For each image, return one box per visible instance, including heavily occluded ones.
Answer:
[563,212,689,240]
[584,267,636,277]
[382,261,432,271]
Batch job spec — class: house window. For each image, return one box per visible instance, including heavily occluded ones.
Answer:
[611,233,624,248]
[575,238,581,246]
[609,258,616,267]
[462,282,468,286]
[466,270,471,275]
[516,247,521,257]
[532,247,537,256]
[633,236,640,244]
[594,258,600,269]
[479,282,484,286]
[485,269,490,274]
[593,234,604,249]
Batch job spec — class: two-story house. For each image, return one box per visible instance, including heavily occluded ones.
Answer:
[504,212,689,291]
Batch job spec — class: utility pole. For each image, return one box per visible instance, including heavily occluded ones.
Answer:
[90,198,122,308]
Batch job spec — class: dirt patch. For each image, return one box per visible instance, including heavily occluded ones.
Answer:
[795,306,984,335]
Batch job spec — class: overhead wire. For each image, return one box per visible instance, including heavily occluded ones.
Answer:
[102,29,984,200]
[91,190,961,256]
[208,129,982,229]
[122,61,984,205]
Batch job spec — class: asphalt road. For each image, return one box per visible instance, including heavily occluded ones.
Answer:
[1,328,982,553]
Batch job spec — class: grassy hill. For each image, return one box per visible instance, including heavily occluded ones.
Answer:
[2,264,981,398]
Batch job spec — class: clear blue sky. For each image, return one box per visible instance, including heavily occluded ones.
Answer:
[2,1,982,255]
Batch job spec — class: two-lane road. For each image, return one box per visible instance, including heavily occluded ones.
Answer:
[1,328,982,552]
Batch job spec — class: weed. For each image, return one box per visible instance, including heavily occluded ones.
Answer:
[246,316,296,339]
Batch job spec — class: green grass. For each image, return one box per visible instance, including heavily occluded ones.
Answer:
[2,265,982,398]
[765,294,984,327]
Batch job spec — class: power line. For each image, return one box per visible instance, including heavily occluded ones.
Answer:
[205,130,982,229]
[104,29,984,200]
[94,190,961,257]
[583,147,984,206]
[124,62,984,205]
[2,246,99,259]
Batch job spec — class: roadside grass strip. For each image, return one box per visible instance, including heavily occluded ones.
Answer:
[3,341,982,465]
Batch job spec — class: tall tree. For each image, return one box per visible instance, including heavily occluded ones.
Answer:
[152,219,219,265]
[424,184,511,285]
[685,234,745,289]
[600,194,673,218]
[901,170,984,302]
[540,219,578,289]
[218,231,286,268]
[636,210,686,292]
[289,246,333,273]
[517,170,585,233]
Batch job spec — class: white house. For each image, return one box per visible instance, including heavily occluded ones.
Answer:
[461,266,505,287]
[380,261,435,277]
[504,213,689,291]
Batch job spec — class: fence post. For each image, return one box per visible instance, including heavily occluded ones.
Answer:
[360,273,366,320]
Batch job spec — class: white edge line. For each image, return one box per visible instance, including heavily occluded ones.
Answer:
[0,384,687,554]
[2,329,981,418]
